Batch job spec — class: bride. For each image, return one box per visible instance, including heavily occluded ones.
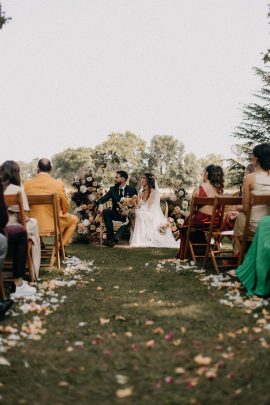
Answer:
[130,173,178,248]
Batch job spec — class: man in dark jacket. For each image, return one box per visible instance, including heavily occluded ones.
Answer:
[95,170,137,246]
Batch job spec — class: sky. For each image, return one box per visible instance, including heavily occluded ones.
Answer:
[0,0,269,163]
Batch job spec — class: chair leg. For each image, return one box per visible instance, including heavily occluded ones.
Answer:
[55,236,61,270]
[184,229,191,259]
[27,241,36,282]
[211,250,219,273]
[49,247,56,270]
[0,273,6,300]
[203,236,214,269]
[59,233,66,260]
[189,241,196,263]
[56,249,61,270]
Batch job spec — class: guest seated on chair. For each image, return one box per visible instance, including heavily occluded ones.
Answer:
[0,181,14,317]
[221,163,255,232]
[177,164,224,259]
[0,180,36,299]
[0,160,41,278]
[236,215,270,297]
[24,158,78,247]
[234,143,270,237]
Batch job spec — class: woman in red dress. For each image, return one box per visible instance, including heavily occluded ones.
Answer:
[177,165,224,259]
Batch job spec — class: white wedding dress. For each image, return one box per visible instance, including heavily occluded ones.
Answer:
[130,182,178,248]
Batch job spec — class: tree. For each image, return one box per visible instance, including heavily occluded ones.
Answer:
[0,3,11,29]
[181,153,202,187]
[94,131,147,183]
[199,153,224,170]
[148,135,185,185]
[18,158,39,182]
[229,5,270,186]
[51,147,93,182]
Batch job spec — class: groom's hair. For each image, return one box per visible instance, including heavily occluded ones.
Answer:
[116,170,128,180]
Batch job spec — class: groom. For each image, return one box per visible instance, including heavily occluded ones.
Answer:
[95,170,137,247]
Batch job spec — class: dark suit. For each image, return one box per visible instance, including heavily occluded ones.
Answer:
[96,184,137,241]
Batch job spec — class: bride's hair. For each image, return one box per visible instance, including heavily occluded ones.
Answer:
[205,165,224,194]
[143,173,156,200]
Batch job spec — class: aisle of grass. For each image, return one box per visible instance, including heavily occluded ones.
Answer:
[0,244,270,405]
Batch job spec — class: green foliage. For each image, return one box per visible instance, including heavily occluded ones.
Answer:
[234,68,270,147]
[18,158,39,183]
[229,5,270,186]
[148,135,186,187]
[94,131,147,183]
[226,158,245,188]
[149,135,185,175]
[52,147,93,182]
[0,3,11,29]
[199,153,224,170]
[17,133,225,189]
[229,67,270,186]
[181,152,202,187]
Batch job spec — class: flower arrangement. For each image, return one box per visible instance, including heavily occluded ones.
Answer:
[71,171,107,243]
[118,195,139,218]
[166,188,192,240]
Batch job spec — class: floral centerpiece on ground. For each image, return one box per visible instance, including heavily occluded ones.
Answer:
[71,171,107,243]
[163,188,191,240]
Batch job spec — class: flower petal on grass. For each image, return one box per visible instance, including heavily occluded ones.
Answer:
[99,318,110,325]
[194,354,212,366]
[116,387,133,398]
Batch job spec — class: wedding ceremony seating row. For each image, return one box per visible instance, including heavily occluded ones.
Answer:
[184,193,270,273]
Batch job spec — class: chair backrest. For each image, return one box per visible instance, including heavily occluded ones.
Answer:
[243,192,270,234]
[184,196,216,260]
[189,196,216,219]
[27,194,60,235]
[4,192,27,227]
[187,196,217,232]
[251,192,270,206]
[214,196,243,225]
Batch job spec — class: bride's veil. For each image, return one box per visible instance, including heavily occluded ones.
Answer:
[152,179,167,227]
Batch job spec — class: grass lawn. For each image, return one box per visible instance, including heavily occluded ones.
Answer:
[0,244,270,405]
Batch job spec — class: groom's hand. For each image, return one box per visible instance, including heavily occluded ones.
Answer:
[96,204,103,214]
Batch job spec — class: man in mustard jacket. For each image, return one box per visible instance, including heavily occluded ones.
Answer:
[24,159,78,246]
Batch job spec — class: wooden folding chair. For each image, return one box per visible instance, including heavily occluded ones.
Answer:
[184,196,217,264]
[1,193,35,299]
[237,192,270,265]
[27,194,65,270]
[207,196,243,272]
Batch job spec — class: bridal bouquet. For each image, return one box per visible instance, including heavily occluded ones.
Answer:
[118,195,139,218]
[71,171,107,243]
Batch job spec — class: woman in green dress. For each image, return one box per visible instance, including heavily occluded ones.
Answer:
[236,215,270,297]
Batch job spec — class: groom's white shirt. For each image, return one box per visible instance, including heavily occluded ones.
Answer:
[119,185,126,195]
